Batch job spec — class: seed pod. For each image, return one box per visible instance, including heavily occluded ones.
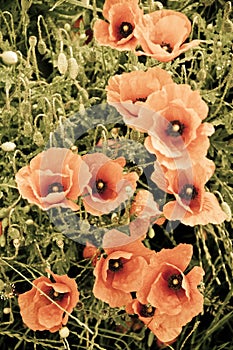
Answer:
[68,57,79,79]
[57,52,68,75]
[29,36,37,47]
[0,51,18,65]
[37,39,47,55]
[33,130,44,146]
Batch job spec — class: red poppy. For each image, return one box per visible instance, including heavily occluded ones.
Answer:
[81,153,138,216]
[136,244,204,331]
[130,190,163,225]
[18,271,79,332]
[126,299,182,343]
[93,0,143,51]
[102,217,152,249]
[151,160,227,226]
[106,67,173,127]
[15,148,91,211]
[134,10,200,62]
[83,241,100,266]
[141,83,211,169]
[93,238,154,307]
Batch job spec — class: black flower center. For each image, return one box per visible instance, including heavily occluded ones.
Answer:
[95,179,106,194]
[139,303,155,317]
[108,258,123,272]
[166,120,185,137]
[47,182,64,194]
[168,274,183,290]
[49,288,66,301]
[179,184,198,201]
[135,97,147,102]
[161,42,173,53]
[119,22,134,38]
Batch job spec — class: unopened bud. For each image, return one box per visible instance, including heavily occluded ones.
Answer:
[221,202,232,222]
[57,52,68,75]
[1,141,16,152]
[0,51,18,65]
[29,36,37,47]
[59,326,70,338]
[13,238,20,248]
[68,57,79,79]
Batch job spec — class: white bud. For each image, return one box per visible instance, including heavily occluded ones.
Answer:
[1,141,16,152]
[57,52,68,75]
[13,238,20,248]
[3,307,11,314]
[0,51,18,65]
[59,326,70,338]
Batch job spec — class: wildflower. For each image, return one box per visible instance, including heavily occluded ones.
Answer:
[126,299,182,343]
[130,189,163,225]
[106,67,173,126]
[93,0,143,51]
[18,271,79,332]
[151,160,227,226]
[15,147,91,211]
[143,83,212,168]
[81,153,138,216]
[134,10,200,62]
[136,244,204,331]
[93,238,154,307]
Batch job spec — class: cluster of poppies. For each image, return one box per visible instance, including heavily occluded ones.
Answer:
[106,66,227,226]
[93,0,200,62]
[15,0,227,345]
[17,241,204,343]
[15,148,139,216]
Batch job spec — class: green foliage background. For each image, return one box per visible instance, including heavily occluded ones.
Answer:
[0,0,232,349]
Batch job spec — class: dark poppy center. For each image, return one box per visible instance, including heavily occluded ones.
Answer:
[168,274,183,290]
[47,182,64,194]
[95,179,107,193]
[119,22,134,38]
[166,120,185,137]
[49,288,66,301]
[135,97,147,102]
[108,258,123,272]
[161,42,173,53]
[139,303,155,317]
[179,184,198,201]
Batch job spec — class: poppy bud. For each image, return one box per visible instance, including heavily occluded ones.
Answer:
[221,202,231,222]
[68,57,79,79]
[13,238,20,248]
[33,130,44,146]
[1,141,16,152]
[25,219,34,225]
[8,227,20,240]
[57,52,68,75]
[37,39,47,55]
[59,326,70,338]
[222,19,233,33]
[3,307,11,314]
[29,36,37,47]
[148,226,155,238]
[0,51,18,65]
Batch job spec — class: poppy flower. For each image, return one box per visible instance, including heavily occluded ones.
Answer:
[83,241,100,266]
[134,10,200,62]
[81,153,138,216]
[102,217,151,249]
[93,0,143,51]
[136,244,204,330]
[126,299,182,343]
[18,271,79,332]
[93,238,154,307]
[151,160,227,226]
[106,67,173,126]
[15,148,91,211]
[130,190,163,225]
[142,83,211,169]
